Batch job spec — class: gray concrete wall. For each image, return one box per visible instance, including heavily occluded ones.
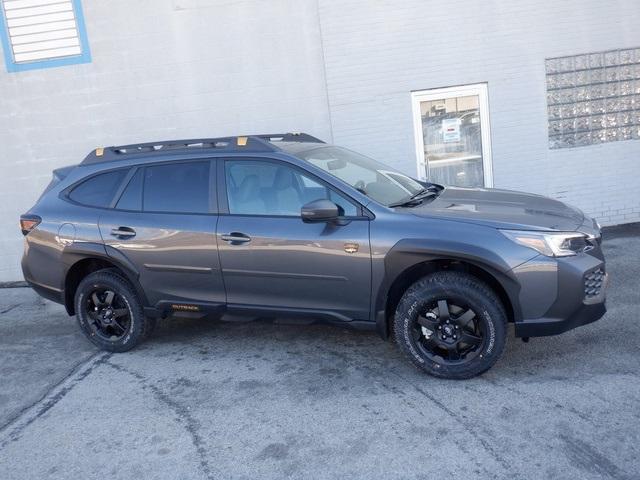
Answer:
[1,0,639,282]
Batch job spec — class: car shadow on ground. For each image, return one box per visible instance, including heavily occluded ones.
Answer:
[139,310,610,384]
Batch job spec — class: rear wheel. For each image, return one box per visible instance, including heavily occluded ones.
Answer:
[75,270,148,352]
[393,271,507,379]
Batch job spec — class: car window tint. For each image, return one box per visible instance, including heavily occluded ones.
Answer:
[116,168,143,211]
[69,169,128,208]
[225,160,357,216]
[143,162,210,213]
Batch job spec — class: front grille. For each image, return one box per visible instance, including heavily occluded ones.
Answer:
[584,268,605,299]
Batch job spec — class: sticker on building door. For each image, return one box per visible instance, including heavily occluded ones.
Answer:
[441,118,461,143]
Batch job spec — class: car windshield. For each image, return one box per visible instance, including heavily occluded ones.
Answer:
[295,146,425,206]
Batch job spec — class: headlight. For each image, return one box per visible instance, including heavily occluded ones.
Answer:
[500,230,588,257]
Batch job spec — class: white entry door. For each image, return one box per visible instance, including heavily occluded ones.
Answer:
[411,84,493,187]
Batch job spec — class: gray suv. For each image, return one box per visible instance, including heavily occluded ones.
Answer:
[20,133,607,379]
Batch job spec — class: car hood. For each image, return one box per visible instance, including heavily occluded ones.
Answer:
[406,187,584,231]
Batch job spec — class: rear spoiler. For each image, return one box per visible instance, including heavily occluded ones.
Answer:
[52,164,76,182]
[37,164,77,201]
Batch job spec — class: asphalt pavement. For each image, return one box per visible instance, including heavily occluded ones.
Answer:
[0,226,639,480]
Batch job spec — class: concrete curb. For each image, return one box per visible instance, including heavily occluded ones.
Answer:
[0,281,28,288]
[602,221,640,239]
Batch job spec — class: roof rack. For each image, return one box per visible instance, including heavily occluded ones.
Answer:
[81,132,325,165]
[252,132,325,144]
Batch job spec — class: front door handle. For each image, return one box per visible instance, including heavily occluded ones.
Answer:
[111,227,136,238]
[221,232,251,244]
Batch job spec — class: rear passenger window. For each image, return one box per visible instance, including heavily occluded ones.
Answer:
[143,162,210,213]
[69,170,128,208]
[116,168,143,211]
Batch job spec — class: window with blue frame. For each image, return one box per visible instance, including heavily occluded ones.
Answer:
[0,0,90,73]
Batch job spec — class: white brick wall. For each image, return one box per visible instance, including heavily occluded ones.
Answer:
[317,0,640,224]
[0,0,639,281]
[0,0,332,281]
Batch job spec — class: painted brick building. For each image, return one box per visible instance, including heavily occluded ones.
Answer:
[0,0,639,281]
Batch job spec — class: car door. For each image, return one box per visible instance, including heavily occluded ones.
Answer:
[217,158,372,322]
[99,159,225,309]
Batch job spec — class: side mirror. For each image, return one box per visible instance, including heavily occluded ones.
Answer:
[301,199,340,223]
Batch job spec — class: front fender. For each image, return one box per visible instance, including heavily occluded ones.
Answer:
[373,236,530,338]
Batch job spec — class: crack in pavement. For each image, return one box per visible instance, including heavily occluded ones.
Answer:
[558,433,632,480]
[105,360,215,480]
[0,351,111,449]
[321,346,507,477]
[0,304,20,315]
[480,377,605,427]
[386,368,514,476]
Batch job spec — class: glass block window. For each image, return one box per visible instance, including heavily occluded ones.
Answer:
[0,0,91,72]
[546,48,640,148]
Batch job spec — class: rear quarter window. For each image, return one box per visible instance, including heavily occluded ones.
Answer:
[68,169,128,208]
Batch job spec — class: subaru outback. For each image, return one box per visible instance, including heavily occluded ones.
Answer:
[20,133,607,379]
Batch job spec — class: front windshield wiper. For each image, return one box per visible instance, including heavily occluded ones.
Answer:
[409,187,432,200]
[388,190,439,208]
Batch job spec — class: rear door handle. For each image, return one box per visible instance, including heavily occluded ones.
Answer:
[111,227,136,238]
[221,232,251,244]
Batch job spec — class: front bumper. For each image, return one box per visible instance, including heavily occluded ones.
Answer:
[512,244,608,337]
[515,273,608,337]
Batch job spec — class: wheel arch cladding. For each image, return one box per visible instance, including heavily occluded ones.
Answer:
[63,244,147,315]
[376,239,521,338]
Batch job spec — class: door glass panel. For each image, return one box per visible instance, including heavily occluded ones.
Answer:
[143,162,210,214]
[420,94,484,187]
[116,168,143,211]
[225,160,357,216]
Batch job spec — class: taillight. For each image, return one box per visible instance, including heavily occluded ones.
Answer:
[20,214,41,235]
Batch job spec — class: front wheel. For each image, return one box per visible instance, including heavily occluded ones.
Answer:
[75,270,149,352]
[393,271,507,379]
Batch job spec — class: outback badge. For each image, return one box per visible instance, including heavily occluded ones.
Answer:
[171,304,200,312]
[344,243,359,254]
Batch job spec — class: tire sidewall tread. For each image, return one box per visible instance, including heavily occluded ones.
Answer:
[393,271,507,379]
[74,270,146,353]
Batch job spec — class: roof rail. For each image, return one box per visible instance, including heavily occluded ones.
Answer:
[253,132,325,144]
[81,133,325,165]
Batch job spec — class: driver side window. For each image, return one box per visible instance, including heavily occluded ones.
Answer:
[225,160,357,216]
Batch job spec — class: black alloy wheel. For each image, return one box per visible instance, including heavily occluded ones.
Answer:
[414,299,484,364]
[84,287,132,341]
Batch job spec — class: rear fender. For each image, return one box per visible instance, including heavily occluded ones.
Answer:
[61,242,149,314]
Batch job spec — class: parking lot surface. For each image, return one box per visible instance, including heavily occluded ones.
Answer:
[1,227,639,480]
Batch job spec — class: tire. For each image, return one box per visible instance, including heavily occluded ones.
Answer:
[393,271,507,379]
[74,269,148,352]
[100,267,156,340]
